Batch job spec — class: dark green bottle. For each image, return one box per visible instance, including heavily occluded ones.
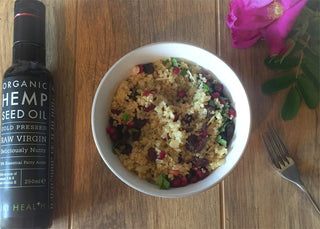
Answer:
[0,0,54,228]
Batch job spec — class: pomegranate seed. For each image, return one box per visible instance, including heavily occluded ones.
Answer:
[157,151,166,159]
[215,83,223,92]
[106,127,116,135]
[111,109,121,115]
[177,91,186,98]
[143,104,155,112]
[196,170,206,180]
[143,89,157,96]
[137,64,143,73]
[143,91,150,96]
[169,170,180,176]
[127,121,135,128]
[219,99,226,105]
[110,133,118,141]
[121,120,126,125]
[202,170,209,178]
[171,178,181,187]
[180,176,188,186]
[211,92,219,99]
[189,176,198,183]
[228,108,236,118]
[173,67,180,74]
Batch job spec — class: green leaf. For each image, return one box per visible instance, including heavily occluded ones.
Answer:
[262,74,296,94]
[301,62,320,91]
[308,18,320,41]
[122,113,130,123]
[162,59,170,66]
[291,41,304,53]
[180,68,187,76]
[281,87,301,121]
[203,84,213,93]
[171,58,178,67]
[156,174,170,189]
[297,77,319,109]
[301,50,320,90]
[216,135,227,147]
[264,56,300,70]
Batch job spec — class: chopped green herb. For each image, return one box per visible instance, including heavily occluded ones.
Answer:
[112,142,121,154]
[180,68,188,76]
[122,113,130,123]
[219,96,228,101]
[216,135,227,147]
[203,84,213,93]
[128,128,139,135]
[225,104,230,108]
[208,100,216,108]
[171,58,179,67]
[194,99,199,103]
[219,121,230,132]
[162,59,170,66]
[150,82,155,86]
[156,174,170,189]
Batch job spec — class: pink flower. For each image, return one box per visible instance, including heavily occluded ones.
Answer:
[226,0,308,56]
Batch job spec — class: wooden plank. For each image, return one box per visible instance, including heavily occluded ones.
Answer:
[71,0,222,228]
[219,1,320,228]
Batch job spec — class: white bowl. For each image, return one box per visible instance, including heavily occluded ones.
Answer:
[91,42,251,198]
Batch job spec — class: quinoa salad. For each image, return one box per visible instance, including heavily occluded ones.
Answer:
[106,58,236,189]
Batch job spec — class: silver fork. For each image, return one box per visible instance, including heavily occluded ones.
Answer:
[262,126,320,215]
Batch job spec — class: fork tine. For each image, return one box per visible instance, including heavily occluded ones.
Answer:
[261,133,281,169]
[268,126,290,164]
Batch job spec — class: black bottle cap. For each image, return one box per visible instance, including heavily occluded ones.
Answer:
[13,0,46,64]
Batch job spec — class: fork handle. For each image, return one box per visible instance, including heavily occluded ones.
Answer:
[298,184,320,215]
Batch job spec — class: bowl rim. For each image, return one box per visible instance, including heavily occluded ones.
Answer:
[91,42,252,198]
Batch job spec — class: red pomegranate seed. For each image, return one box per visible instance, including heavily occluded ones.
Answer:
[137,64,143,73]
[177,91,186,98]
[110,133,118,141]
[143,89,157,96]
[171,178,181,187]
[157,151,166,159]
[143,104,155,112]
[228,108,236,118]
[203,170,209,178]
[180,176,188,186]
[211,92,219,99]
[196,170,206,180]
[173,67,180,74]
[189,176,198,183]
[106,126,116,135]
[127,121,135,128]
[111,109,121,115]
[215,84,223,92]
[219,99,226,105]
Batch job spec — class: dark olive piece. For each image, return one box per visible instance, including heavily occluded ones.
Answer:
[148,147,157,161]
[142,63,155,74]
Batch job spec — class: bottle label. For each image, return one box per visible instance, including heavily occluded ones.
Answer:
[0,76,54,217]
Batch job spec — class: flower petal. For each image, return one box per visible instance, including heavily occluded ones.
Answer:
[231,29,261,49]
[261,0,308,55]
